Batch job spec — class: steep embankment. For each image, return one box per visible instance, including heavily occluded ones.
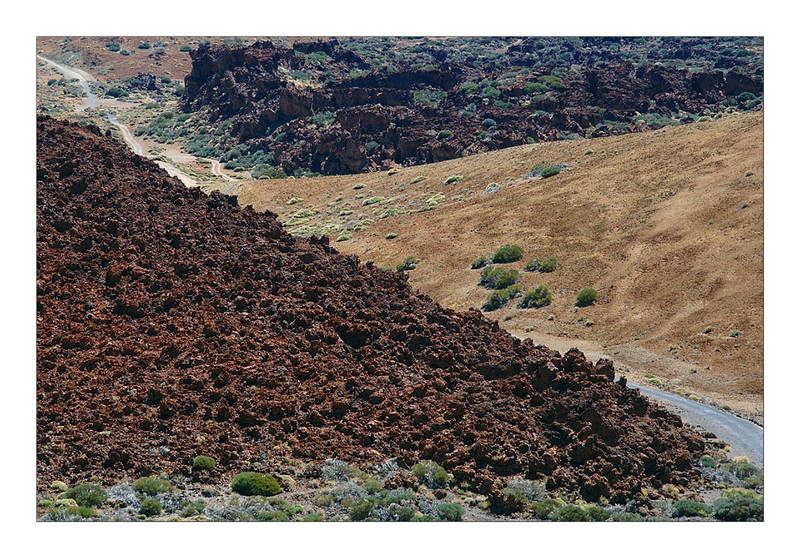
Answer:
[37,117,707,502]
[236,112,763,416]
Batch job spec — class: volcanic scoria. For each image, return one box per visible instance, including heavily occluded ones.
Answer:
[36,116,704,502]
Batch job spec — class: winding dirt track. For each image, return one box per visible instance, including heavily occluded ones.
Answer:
[37,56,199,188]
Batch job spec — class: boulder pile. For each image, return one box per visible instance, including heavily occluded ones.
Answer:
[37,117,705,501]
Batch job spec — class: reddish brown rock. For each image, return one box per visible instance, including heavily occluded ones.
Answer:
[37,117,706,501]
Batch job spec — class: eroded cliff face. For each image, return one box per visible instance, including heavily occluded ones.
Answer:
[180,39,762,175]
[37,116,706,501]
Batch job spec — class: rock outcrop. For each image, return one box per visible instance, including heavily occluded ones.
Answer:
[180,39,762,176]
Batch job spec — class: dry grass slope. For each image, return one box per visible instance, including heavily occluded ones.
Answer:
[235,112,762,415]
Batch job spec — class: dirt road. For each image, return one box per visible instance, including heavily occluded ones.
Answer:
[38,56,198,188]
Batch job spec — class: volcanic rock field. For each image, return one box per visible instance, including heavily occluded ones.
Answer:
[37,115,708,503]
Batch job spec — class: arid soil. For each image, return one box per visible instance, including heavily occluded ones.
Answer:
[235,112,764,417]
[37,117,708,503]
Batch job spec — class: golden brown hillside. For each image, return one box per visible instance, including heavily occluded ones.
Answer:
[236,112,763,417]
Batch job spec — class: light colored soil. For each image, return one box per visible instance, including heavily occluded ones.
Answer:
[236,113,763,417]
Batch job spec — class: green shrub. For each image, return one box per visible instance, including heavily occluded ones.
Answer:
[524,257,557,272]
[492,244,523,263]
[193,455,216,471]
[479,266,519,289]
[576,288,598,307]
[550,504,596,521]
[712,495,763,521]
[673,499,712,518]
[481,118,497,129]
[106,87,128,98]
[179,45,192,52]
[518,286,552,309]
[700,455,717,468]
[365,141,381,155]
[180,500,206,517]
[537,75,566,90]
[232,472,282,497]
[444,175,463,185]
[471,254,491,269]
[138,41,151,49]
[540,166,561,178]
[437,502,464,521]
[437,130,454,139]
[530,499,565,519]
[300,512,324,521]
[483,290,509,311]
[410,176,426,184]
[140,498,162,517]
[349,499,374,521]
[411,460,448,488]
[133,477,174,496]
[63,483,107,508]
[396,256,419,272]
[106,42,121,52]
[362,196,384,206]
[458,82,479,95]
[363,479,382,495]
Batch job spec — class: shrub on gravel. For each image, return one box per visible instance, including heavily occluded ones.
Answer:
[437,502,464,521]
[483,290,509,311]
[576,288,598,307]
[712,494,763,521]
[673,499,712,518]
[492,244,523,263]
[481,118,497,129]
[444,175,463,185]
[232,472,281,497]
[525,257,557,272]
[479,266,519,290]
[140,498,162,517]
[63,483,107,508]
[349,499,374,521]
[411,460,448,488]
[133,477,174,496]
[518,286,552,309]
[540,166,561,178]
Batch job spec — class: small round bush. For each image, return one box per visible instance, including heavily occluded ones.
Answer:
[673,499,712,518]
[492,244,523,263]
[437,130,453,139]
[140,498,162,517]
[232,472,282,497]
[349,499,374,521]
[518,286,552,309]
[479,266,519,290]
[193,455,216,471]
[552,504,592,521]
[483,290,509,311]
[576,288,598,307]
[63,483,107,508]
[481,118,497,129]
[411,460,448,488]
[540,166,561,178]
[133,477,174,496]
[437,502,464,521]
